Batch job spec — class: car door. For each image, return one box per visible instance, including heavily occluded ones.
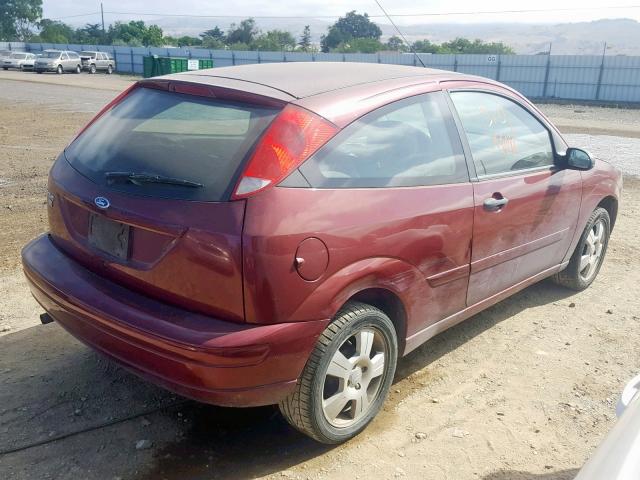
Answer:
[448,88,582,305]
[296,90,474,340]
[98,53,108,70]
[60,52,70,71]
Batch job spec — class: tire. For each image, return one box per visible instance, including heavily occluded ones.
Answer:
[75,65,81,74]
[279,302,398,444]
[56,65,63,74]
[552,207,610,291]
[89,64,96,74]
[2,67,7,71]
[107,65,113,74]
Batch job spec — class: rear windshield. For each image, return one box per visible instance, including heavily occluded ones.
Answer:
[65,86,279,201]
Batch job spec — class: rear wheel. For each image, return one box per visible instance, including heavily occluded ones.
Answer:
[279,302,397,444]
[552,207,610,290]
[2,67,7,71]
[107,65,113,74]
[56,65,63,74]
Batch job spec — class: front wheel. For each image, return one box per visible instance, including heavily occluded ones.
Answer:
[552,207,610,290]
[75,65,81,74]
[279,302,398,444]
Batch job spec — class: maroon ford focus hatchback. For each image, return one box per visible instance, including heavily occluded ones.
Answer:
[22,62,622,443]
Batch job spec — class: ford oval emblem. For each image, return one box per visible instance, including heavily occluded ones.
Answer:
[94,196,110,209]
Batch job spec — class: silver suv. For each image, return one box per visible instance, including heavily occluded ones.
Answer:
[34,50,82,74]
[80,51,115,74]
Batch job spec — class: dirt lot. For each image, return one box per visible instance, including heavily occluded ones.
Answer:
[0,71,639,480]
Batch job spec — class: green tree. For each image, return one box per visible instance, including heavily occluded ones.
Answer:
[200,26,225,48]
[335,38,383,54]
[298,25,311,51]
[106,21,165,47]
[412,39,439,54]
[321,11,381,52]
[385,36,406,52]
[438,37,514,54]
[74,23,104,44]
[226,18,258,46]
[227,42,250,51]
[252,30,296,51]
[0,0,42,41]
[143,24,164,47]
[34,19,74,43]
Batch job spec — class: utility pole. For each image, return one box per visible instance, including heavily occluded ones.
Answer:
[101,3,105,36]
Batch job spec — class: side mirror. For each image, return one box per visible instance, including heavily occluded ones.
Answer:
[566,148,594,171]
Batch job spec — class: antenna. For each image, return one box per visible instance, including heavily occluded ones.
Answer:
[373,0,426,68]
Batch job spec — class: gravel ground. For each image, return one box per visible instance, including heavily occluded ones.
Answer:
[0,74,639,480]
[564,134,640,177]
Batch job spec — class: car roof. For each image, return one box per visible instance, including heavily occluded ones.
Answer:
[163,62,468,100]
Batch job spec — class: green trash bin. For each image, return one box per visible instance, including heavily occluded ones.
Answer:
[142,55,157,78]
[142,56,214,78]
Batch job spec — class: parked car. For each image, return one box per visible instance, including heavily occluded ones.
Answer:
[2,52,38,71]
[79,51,115,74]
[575,374,640,479]
[33,50,82,74]
[22,63,622,444]
[0,50,12,60]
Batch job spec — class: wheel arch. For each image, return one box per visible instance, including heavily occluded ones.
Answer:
[597,195,618,231]
[346,287,408,356]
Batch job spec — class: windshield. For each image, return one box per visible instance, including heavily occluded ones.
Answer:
[44,51,61,59]
[65,86,280,201]
[10,53,27,59]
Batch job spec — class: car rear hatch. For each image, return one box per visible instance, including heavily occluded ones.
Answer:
[49,81,285,322]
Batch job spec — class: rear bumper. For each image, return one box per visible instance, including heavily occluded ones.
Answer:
[22,234,327,406]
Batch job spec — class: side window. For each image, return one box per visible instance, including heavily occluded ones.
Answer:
[61,53,69,60]
[450,91,554,176]
[299,92,467,188]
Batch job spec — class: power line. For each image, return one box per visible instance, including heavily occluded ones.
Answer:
[374,0,425,67]
[50,5,640,21]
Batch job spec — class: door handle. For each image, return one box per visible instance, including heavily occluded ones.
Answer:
[483,196,509,211]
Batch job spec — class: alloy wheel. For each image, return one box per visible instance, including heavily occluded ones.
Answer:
[579,218,606,282]
[322,327,387,428]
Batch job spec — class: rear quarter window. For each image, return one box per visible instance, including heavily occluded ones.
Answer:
[299,91,468,188]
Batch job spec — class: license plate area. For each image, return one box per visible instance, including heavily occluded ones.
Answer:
[88,214,130,260]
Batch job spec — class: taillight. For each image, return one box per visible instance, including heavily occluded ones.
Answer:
[68,82,138,146]
[232,104,338,199]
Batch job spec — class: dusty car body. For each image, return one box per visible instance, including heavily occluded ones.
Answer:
[34,50,82,74]
[22,63,622,443]
[2,52,37,70]
[79,51,115,74]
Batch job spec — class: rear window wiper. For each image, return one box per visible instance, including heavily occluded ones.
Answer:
[105,171,203,188]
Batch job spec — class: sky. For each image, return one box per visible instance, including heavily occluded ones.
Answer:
[43,0,640,26]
